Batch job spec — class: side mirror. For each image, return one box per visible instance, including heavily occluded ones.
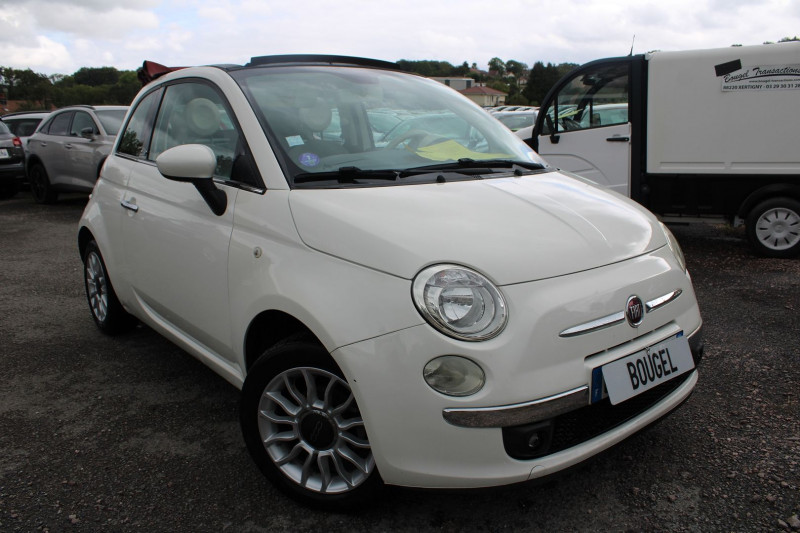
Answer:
[80,127,96,139]
[156,144,227,216]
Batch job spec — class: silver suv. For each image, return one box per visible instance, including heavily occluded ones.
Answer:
[25,105,127,203]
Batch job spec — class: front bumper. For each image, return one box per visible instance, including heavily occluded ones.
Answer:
[444,327,703,430]
[332,245,703,489]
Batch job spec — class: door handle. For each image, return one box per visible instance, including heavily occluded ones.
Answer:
[120,200,139,213]
[64,143,73,149]
[606,136,630,142]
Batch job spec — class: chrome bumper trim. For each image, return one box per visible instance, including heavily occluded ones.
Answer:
[442,386,589,428]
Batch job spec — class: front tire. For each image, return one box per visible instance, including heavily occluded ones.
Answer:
[746,197,800,258]
[29,163,58,204]
[82,240,137,334]
[241,342,382,510]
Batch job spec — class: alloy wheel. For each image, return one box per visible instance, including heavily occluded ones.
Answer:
[257,367,375,494]
[85,251,108,323]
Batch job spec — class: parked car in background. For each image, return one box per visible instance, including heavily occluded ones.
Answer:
[488,105,537,114]
[1,110,51,152]
[78,55,702,510]
[25,105,128,203]
[493,110,537,132]
[0,120,25,199]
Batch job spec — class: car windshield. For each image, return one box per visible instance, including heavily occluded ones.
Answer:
[231,65,546,187]
[95,109,127,135]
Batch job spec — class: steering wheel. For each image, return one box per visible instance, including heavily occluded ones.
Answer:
[386,129,448,150]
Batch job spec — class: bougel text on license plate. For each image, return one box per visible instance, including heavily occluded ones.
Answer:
[601,335,694,405]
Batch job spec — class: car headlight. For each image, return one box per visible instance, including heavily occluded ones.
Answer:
[661,222,687,272]
[412,264,508,341]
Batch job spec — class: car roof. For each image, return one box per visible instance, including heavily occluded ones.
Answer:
[1,111,51,119]
[52,105,128,112]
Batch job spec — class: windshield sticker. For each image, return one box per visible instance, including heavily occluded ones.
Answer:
[298,152,320,167]
[721,64,800,92]
[286,135,304,147]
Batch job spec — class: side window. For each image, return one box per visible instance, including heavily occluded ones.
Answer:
[118,90,161,158]
[542,63,629,134]
[47,112,73,136]
[70,112,97,136]
[150,83,242,181]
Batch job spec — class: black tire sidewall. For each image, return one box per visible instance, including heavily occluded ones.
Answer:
[82,241,135,334]
[746,197,800,258]
[29,164,57,204]
[240,342,382,511]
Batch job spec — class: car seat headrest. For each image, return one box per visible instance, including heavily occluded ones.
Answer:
[185,98,220,137]
[298,97,332,132]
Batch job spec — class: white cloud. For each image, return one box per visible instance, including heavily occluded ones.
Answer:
[0,0,798,75]
[2,35,72,71]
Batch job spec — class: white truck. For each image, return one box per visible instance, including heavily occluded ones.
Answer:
[517,42,800,257]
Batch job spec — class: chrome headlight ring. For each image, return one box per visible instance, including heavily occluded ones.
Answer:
[412,264,508,342]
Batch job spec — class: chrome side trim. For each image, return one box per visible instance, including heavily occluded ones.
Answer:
[645,289,682,313]
[559,289,683,338]
[442,386,589,428]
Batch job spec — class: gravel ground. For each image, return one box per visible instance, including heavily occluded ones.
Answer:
[0,191,798,532]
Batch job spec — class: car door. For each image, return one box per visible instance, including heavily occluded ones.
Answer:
[120,81,244,363]
[33,111,73,185]
[534,61,632,196]
[63,110,100,189]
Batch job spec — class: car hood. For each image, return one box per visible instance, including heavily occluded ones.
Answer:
[288,172,666,285]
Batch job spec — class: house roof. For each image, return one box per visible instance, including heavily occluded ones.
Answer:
[459,86,507,96]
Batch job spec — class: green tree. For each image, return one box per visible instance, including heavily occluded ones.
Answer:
[74,66,120,87]
[505,60,528,79]
[1,67,52,108]
[395,59,458,77]
[523,61,577,106]
[488,57,505,76]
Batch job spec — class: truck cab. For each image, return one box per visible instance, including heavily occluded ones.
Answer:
[519,43,800,257]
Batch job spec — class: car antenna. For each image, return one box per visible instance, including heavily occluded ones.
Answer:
[629,35,636,56]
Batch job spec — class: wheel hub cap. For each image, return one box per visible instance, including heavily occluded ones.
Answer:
[299,411,336,450]
[756,207,800,251]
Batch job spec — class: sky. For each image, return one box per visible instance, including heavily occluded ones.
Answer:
[0,0,798,76]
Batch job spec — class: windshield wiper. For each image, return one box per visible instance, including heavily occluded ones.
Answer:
[294,166,399,184]
[400,158,546,177]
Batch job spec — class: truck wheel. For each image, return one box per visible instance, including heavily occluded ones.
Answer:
[746,197,800,258]
[240,342,381,510]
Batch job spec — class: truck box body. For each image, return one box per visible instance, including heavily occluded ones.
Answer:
[646,45,799,176]
[519,42,800,257]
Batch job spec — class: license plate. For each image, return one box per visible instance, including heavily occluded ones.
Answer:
[0,149,8,159]
[601,334,694,405]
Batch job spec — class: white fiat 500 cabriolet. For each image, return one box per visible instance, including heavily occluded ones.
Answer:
[78,55,703,510]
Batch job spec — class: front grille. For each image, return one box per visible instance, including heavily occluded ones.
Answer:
[503,372,692,460]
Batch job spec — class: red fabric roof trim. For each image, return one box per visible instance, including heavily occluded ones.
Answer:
[137,61,187,86]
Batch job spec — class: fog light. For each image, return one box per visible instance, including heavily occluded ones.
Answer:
[423,356,485,396]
